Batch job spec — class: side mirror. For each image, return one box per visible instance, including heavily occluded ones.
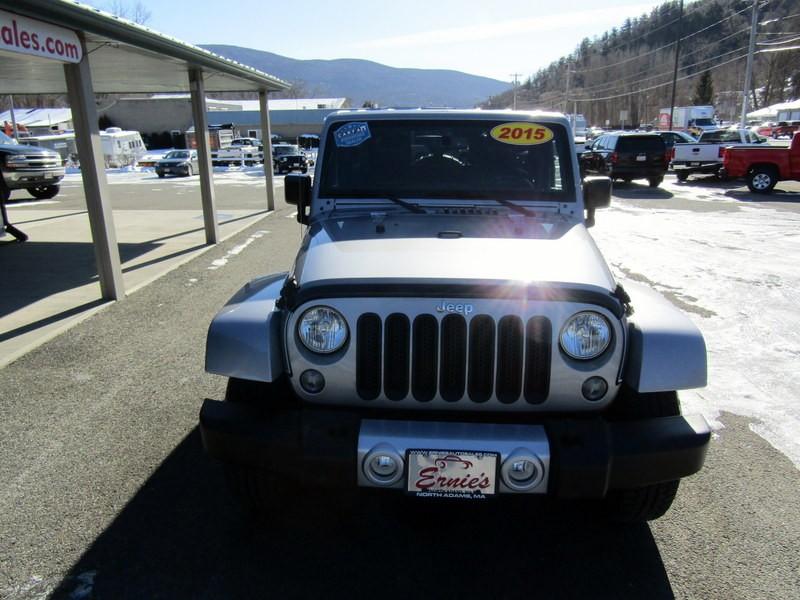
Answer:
[582,176,612,227]
[284,174,312,225]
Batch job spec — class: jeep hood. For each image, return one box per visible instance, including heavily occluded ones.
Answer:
[293,215,616,292]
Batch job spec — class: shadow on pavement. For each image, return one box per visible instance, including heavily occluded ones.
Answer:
[612,181,674,200]
[0,241,157,320]
[53,429,674,599]
[725,189,800,203]
[0,298,108,342]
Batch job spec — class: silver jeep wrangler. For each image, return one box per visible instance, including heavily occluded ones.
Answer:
[200,110,710,521]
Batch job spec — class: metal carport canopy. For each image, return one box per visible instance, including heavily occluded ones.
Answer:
[0,0,289,94]
[0,0,289,302]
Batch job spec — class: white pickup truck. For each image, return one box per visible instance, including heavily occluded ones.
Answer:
[211,138,264,167]
[672,127,768,181]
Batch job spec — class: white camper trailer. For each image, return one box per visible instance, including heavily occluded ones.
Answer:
[100,127,146,168]
[28,128,146,168]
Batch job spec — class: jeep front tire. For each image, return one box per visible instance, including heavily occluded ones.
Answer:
[221,378,291,516]
[604,388,682,521]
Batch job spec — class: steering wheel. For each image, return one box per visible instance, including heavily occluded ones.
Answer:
[413,153,466,169]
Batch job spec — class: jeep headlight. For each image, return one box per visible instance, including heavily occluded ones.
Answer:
[298,306,348,354]
[559,311,611,360]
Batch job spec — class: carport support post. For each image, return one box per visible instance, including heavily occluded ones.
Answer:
[63,42,124,301]
[259,90,276,211]
[189,69,219,244]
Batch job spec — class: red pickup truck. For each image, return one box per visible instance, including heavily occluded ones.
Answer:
[722,132,800,193]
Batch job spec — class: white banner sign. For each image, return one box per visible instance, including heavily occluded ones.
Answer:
[0,9,82,64]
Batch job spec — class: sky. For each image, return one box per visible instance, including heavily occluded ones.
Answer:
[89,0,672,83]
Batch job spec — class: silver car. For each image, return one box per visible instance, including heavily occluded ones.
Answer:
[200,110,711,522]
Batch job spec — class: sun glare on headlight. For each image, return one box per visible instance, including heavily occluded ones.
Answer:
[298,306,349,354]
[559,311,611,360]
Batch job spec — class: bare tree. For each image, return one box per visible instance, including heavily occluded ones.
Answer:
[106,0,152,25]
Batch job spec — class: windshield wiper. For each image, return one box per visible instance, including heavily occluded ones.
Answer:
[382,196,426,214]
[488,198,537,216]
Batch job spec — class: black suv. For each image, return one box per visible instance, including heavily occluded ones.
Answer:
[272,144,308,175]
[581,133,669,187]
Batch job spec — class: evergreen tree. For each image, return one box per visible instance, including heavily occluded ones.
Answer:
[692,71,714,105]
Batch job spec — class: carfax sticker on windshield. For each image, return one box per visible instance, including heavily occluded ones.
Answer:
[333,121,371,147]
[490,122,553,145]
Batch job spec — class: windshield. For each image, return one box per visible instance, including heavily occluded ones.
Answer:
[616,136,665,152]
[274,145,301,155]
[164,151,189,159]
[319,119,575,202]
[0,131,18,145]
[693,118,715,127]
[700,130,741,143]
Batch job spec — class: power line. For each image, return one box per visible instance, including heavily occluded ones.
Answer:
[570,52,750,102]
[575,28,749,95]
[575,45,749,98]
[573,2,753,74]
[758,43,800,52]
[757,35,800,45]
[587,0,713,58]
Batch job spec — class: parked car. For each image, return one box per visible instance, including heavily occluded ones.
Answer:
[672,127,767,181]
[0,131,64,200]
[587,126,605,140]
[155,149,198,177]
[755,122,776,137]
[771,121,800,139]
[721,131,800,193]
[272,143,308,174]
[138,149,173,168]
[200,110,711,523]
[581,132,670,187]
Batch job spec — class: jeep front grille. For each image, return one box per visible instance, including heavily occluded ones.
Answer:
[356,312,551,405]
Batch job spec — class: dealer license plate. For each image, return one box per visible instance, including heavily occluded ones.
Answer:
[690,161,701,166]
[406,449,498,499]
[636,154,647,161]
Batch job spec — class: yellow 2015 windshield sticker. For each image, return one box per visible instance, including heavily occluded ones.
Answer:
[490,122,553,145]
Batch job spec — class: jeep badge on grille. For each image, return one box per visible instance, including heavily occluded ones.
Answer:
[436,301,474,315]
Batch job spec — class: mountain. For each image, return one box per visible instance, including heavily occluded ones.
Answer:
[481,0,799,127]
[200,45,509,108]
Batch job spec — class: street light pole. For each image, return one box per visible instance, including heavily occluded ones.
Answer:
[740,1,759,127]
[510,73,521,110]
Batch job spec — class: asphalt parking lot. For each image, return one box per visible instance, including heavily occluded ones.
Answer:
[0,168,287,367]
[1,171,799,599]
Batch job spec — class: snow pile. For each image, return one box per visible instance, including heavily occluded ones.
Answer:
[593,200,800,467]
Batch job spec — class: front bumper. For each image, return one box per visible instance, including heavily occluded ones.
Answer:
[156,165,189,175]
[199,399,711,497]
[3,168,65,189]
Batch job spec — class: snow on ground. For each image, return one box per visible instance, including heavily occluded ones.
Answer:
[63,165,280,186]
[592,188,800,467]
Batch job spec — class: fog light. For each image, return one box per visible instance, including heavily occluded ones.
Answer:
[582,376,608,401]
[363,445,404,486]
[299,369,325,394]
[501,450,545,492]
[508,460,537,484]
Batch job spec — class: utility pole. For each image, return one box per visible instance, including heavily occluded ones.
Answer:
[510,73,522,110]
[669,0,684,130]
[564,66,571,115]
[740,1,759,127]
